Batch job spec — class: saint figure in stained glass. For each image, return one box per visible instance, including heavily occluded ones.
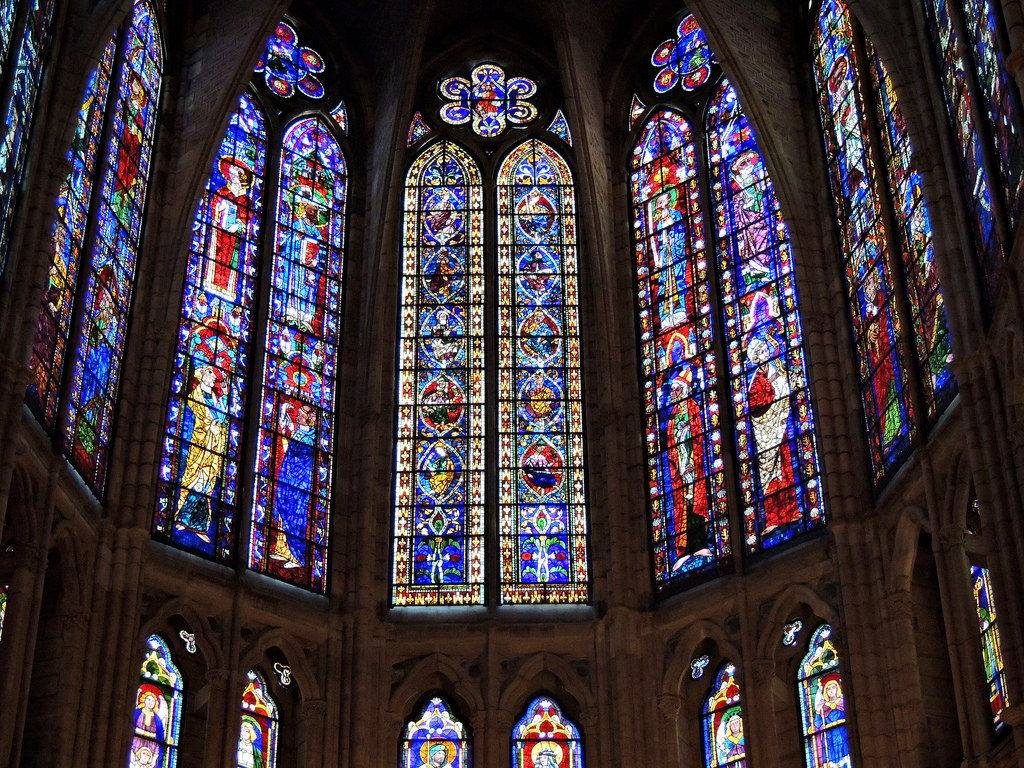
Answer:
[970,564,1010,728]
[238,670,278,768]
[798,624,853,768]
[401,697,470,768]
[511,697,583,768]
[127,635,183,768]
[702,663,748,767]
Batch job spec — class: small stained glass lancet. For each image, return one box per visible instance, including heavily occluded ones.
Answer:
[127,635,183,768]
[27,35,116,428]
[154,92,267,561]
[798,624,853,768]
[62,0,163,492]
[392,140,485,606]
[237,669,279,768]
[249,116,347,593]
[255,20,325,100]
[706,79,825,553]
[631,107,730,586]
[439,63,538,138]
[400,697,470,768]
[408,111,433,147]
[511,696,584,768]
[496,139,589,604]
[702,662,748,768]
[970,564,1010,729]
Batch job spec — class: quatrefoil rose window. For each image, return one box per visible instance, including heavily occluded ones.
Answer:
[439,63,538,137]
[650,13,716,93]
[255,21,326,99]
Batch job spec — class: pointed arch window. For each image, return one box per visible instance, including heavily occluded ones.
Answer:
[154,92,267,561]
[0,0,59,274]
[237,669,279,768]
[811,0,958,484]
[23,0,162,494]
[630,11,826,593]
[797,624,853,768]
[0,583,7,643]
[248,115,346,592]
[970,564,1010,728]
[154,17,347,594]
[392,140,485,606]
[400,696,471,768]
[511,696,584,768]
[496,138,588,604]
[702,662,748,767]
[127,634,183,768]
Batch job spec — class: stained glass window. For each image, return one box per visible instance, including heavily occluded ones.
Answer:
[651,13,716,94]
[238,670,278,768]
[629,94,647,130]
[812,0,915,482]
[631,107,729,585]
[867,49,956,419]
[970,564,1010,729]
[248,116,346,593]
[127,635,183,768]
[154,92,267,560]
[0,583,7,643]
[702,662,748,768]
[798,624,853,768]
[923,0,1006,300]
[511,696,584,768]
[400,697,470,768]
[255,20,325,100]
[546,110,572,146]
[408,111,433,147]
[0,0,58,274]
[329,99,348,134]
[392,140,485,606]
[496,139,588,604]
[707,80,824,554]
[439,64,538,138]
[62,0,163,492]
[26,36,116,427]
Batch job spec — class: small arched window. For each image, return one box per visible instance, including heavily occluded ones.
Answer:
[154,19,348,593]
[511,696,584,768]
[26,0,163,494]
[797,624,853,768]
[237,669,279,768]
[702,662,748,767]
[0,0,59,273]
[127,634,183,768]
[970,564,1010,729]
[400,696,471,768]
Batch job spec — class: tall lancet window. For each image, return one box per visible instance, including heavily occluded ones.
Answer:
[155,17,348,594]
[811,0,957,485]
[970,564,1010,728]
[511,696,585,768]
[237,670,279,768]
[702,662,748,767]
[630,10,825,593]
[797,624,854,768]
[400,697,471,768]
[0,0,59,274]
[392,62,588,606]
[127,635,184,768]
[496,139,588,604]
[392,140,485,607]
[24,0,162,494]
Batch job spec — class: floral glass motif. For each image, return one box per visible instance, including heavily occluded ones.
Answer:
[62,0,163,493]
[249,116,346,594]
[691,654,711,679]
[496,139,588,604]
[329,99,348,134]
[439,63,538,138]
[154,92,267,561]
[392,141,485,606]
[783,620,804,646]
[237,670,278,768]
[961,0,1024,228]
[511,696,584,768]
[868,49,956,420]
[546,109,572,146]
[651,13,716,94]
[254,20,325,100]
[127,635,183,768]
[812,0,915,482]
[0,0,58,273]
[707,80,825,553]
[27,36,116,427]
[631,108,730,586]
[702,663,748,768]
[970,564,1010,728]
[923,0,1005,301]
[401,697,470,768]
[798,624,853,768]
[408,111,433,147]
